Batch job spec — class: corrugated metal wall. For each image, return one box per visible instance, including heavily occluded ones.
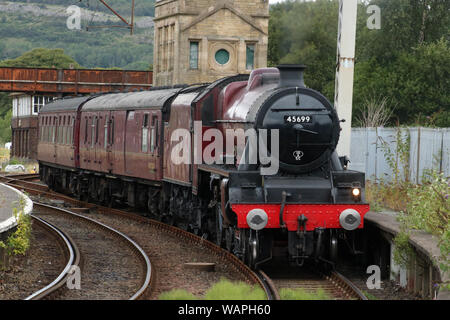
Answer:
[349,127,450,183]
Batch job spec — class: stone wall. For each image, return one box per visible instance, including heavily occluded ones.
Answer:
[154,0,269,86]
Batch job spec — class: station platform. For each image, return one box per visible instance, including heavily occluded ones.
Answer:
[365,211,449,300]
[0,183,33,234]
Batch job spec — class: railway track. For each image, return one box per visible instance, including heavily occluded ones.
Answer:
[24,215,79,300]
[258,264,368,300]
[26,203,152,300]
[0,174,269,299]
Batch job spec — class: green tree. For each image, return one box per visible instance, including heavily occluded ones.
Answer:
[0,48,81,69]
[268,0,339,96]
[268,0,450,127]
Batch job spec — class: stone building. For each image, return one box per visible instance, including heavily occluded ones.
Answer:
[153,0,269,86]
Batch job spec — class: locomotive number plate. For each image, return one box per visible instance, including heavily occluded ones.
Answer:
[284,115,312,123]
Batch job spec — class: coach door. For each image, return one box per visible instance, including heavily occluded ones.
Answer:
[124,110,138,175]
[150,112,161,179]
[53,116,58,162]
[143,112,161,180]
[104,112,114,173]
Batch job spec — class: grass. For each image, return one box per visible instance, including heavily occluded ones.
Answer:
[366,180,409,212]
[158,289,198,300]
[158,279,336,300]
[204,279,266,300]
[362,290,378,300]
[279,288,331,300]
[158,279,266,300]
[0,148,9,166]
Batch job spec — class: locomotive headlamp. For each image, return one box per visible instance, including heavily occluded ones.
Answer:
[352,188,361,197]
[339,209,361,231]
[247,209,269,231]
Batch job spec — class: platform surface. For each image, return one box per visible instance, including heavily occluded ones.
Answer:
[366,211,449,299]
[0,183,25,234]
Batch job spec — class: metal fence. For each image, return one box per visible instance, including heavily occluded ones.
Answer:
[349,127,450,183]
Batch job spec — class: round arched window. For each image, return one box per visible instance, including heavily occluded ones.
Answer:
[215,49,230,65]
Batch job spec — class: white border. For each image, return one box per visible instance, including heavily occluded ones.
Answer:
[0,183,33,234]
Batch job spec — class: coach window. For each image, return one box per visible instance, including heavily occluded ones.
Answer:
[104,115,109,149]
[111,117,115,145]
[95,116,99,145]
[62,117,65,144]
[66,116,70,145]
[91,116,96,148]
[44,117,47,142]
[65,116,69,145]
[142,114,149,153]
[52,117,56,143]
[70,117,75,145]
[150,115,158,153]
[40,118,44,141]
[57,116,60,144]
[84,117,88,145]
[45,116,52,142]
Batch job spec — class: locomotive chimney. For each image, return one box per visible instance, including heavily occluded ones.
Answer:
[277,64,306,88]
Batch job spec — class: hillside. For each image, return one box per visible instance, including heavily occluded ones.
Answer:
[0,0,155,70]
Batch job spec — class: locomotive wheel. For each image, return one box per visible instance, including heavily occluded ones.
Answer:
[330,231,338,264]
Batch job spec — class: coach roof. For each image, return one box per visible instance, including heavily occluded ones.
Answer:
[82,89,182,111]
[39,96,92,113]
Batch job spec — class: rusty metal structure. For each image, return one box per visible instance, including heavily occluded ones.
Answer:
[0,67,152,94]
[1,67,153,159]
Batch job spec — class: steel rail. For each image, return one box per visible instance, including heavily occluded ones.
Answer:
[329,270,368,300]
[24,216,79,300]
[32,202,153,300]
[261,266,369,300]
[257,270,281,300]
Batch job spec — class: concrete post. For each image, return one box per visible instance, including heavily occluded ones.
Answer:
[334,0,358,157]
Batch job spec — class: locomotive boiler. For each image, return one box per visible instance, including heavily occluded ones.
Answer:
[37,65,369,268]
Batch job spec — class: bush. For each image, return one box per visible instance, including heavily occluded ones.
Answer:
[0,197,32,269]
[399,170,449,274]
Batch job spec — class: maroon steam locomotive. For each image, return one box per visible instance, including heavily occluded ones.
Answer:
[38,65,369,268]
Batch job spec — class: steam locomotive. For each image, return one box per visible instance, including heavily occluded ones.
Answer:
[38,65,369,268]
